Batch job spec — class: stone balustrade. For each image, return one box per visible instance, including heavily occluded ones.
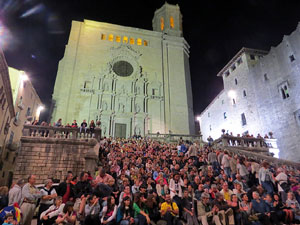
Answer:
[22,124,101,141]
[213,135,273,154]
[146,133,202,143]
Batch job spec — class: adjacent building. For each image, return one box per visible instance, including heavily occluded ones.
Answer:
[200,23,300,161]
[51,3,195,138]
[0,50,15,184]
[0,66,43,186]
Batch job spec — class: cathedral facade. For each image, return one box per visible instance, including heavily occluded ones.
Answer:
[200,24,300,161]
[52,3,195,138]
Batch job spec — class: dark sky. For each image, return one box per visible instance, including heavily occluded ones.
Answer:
[2,0,300,120]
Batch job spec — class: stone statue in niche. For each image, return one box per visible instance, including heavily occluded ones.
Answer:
[102,124,107,136]
[136,86,140,95]
[135,125,141,135]
[102,101,108,111]
[120,85,126,94]
[103,83,109,91]
[135,104,141,113]
[118,103,125,113]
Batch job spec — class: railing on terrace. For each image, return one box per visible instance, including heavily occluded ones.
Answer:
[22,125,101,141]
[146,133,202,143]
[213,135,275,152]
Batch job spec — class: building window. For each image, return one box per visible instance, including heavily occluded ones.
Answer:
[224,112,227,119]
[289,55,295,62]
[108,34,114,42]
[14,112,20,123]
[116,36,121,43]
[232,98,236,105]
[160,17,164,31]
[243,90,247,97]
[241,113,247,126]
[235,78,238,85]
[144,40,148,46]
[250,55,255,60]
[208,112,210,117]
[295,109,300,127]
[225,71,230,77]
[129,38,135,45]
[26,107,31,117]
[209,125,212,131]
[237,58,243,65]
[152,88,158,96]
[137,38,142,46]
[123,36,128,43]
[264,73,268,81]
[8,131,14,145]
[279,82,290,99]
[170,16,174,28]
[101,34,106,40]
[231,64,236,71]
[84,81,91,89]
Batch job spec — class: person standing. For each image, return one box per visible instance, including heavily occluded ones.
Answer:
[37,179,57,225]
[8,179,25,206]
[20,175,42,225]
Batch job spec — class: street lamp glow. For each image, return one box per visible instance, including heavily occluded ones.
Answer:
[228,90,236,99]
[37,105,45,112]
[36,105,45,120]
[20,72,28,81]
[196,116,201,121]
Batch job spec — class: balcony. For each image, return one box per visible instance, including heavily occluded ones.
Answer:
[22,125,101,141]
[17,102,24,110]
[6,142,18,151]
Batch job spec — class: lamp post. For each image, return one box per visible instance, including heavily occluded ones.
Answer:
[36,105,44,121]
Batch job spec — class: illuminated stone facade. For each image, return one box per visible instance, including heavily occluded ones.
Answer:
[52,3,195,138]
[0,67,42,186]
[200,24,300,161]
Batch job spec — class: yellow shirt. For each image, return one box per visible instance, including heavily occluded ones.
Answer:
[160,202,179,216]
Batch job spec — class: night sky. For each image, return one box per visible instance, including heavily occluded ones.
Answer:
[2,0,300,121]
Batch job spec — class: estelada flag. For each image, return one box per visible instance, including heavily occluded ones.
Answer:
[0,204,21,223]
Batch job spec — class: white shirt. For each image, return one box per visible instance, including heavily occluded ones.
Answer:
[40,187,57,205]
[275,172,287,192]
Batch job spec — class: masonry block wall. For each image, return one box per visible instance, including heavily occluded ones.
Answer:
[13,137,98,184]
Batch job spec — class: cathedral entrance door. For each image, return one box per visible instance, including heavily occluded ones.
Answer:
[115,123,126,138]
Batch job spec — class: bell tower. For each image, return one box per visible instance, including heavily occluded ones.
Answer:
[152,3,183,37]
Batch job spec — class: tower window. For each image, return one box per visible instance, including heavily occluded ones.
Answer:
[84,81,91,89]
[232,98,236,105]
[144,40,148,46]
[243,90,247,97]
[250,55,255,60]
[289,55,295,62]
[160,17,164,31]
[101,34,106,40]
[225,71,230,77]
[241,113,247,126]
[224,112,227,119]
[170,16,174,28]
[129,38,135,45]
[208,112,210,117]
[279,82,290,99]
[137,38,142,46]
[235,78,238,85]
[264,73,268,81]
[209,125,212,131]
[108,34,114,42]
[123,36,128,44]
[231,64,236,71]
[237,58,243,65]
[116,36,121,43]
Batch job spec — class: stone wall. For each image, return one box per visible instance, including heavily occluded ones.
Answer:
[13,136,98,184]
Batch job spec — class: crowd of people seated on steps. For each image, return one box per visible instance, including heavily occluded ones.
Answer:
[1,137,300,225]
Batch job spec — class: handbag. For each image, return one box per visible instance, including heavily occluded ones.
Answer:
[280,182,290,193]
